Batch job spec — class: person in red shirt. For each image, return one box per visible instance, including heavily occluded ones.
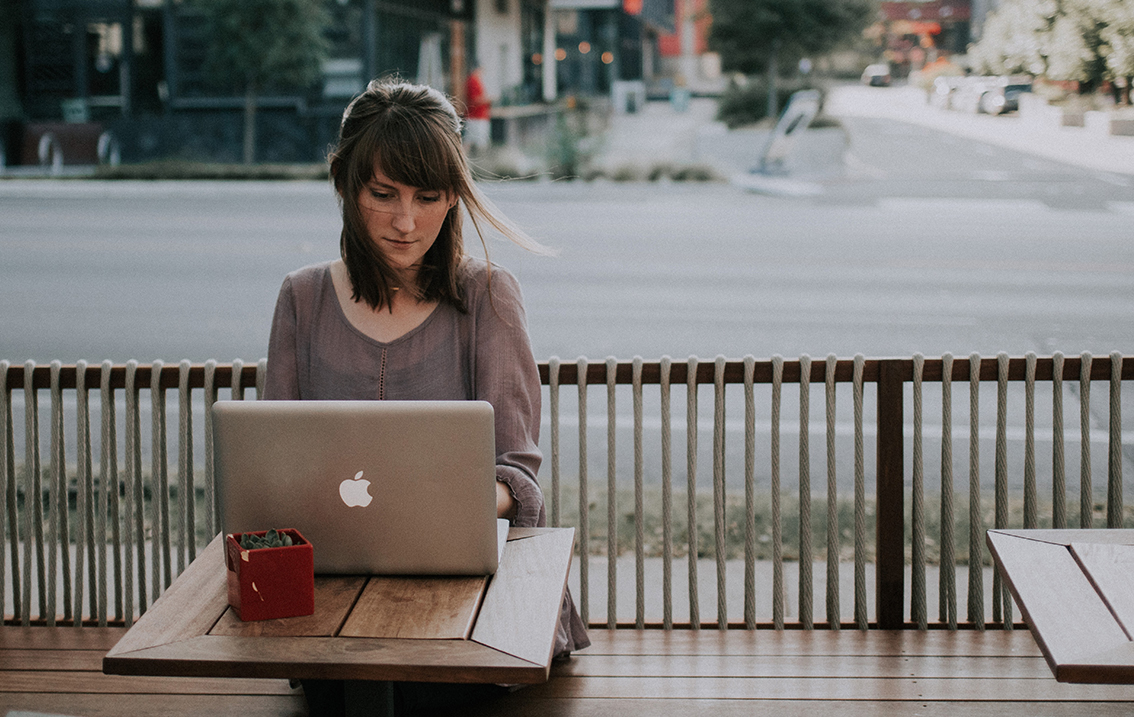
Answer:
[464,65,491,153]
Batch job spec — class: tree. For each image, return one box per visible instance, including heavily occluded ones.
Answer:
[709,0,877,117]
[1098,0,1134,103]
[197,0,330,163]
[971,0,1134,103]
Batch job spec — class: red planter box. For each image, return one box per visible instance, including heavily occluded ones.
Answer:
[225,529,315,622]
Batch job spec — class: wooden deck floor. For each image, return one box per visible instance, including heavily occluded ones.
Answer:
[5,626,1134,716]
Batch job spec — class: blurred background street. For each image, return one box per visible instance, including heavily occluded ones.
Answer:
[3,84,1132,365]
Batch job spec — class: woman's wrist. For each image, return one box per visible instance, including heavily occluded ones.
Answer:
[495,479,517,521]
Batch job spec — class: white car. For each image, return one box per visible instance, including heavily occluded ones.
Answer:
[861,64,891,87]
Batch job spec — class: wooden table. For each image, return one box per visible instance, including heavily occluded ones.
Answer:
[103,527,575,685]
[987,528,1134,684]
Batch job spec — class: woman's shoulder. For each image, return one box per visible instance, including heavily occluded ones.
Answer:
[281,261,334,295]
[458,256,523,307]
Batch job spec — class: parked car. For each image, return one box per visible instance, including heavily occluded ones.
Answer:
[861,64,891,87]
[978,78,1033,115]
[948,75,1033,115]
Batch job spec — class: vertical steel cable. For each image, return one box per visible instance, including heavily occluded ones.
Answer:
[743,355,757,630]
[125,360,142,621]
[98,362,118,626]
[660,356,674,629]
[713,355,727,630]
[1109,352,1123,529]
[852,355,867,630]
[994,353,1011,629]
[1,360,12,622]
[940,354,956,629]
[798,354,813,630]
[151,360,170,598]
[632,357,645,630]
[1080,353,1093,529]
[25,362,45,622]
[605,356,617,629]
[967,353,984,630]
[686,356,700,629]
[231,359,245,401]
[48,362,66,626]
[549,357,561,528]
[203,361,218,538]
[178,360,194,570]
[22,361,43,624]
[1024,354,1037,530]
[911,354,926,630]
[74,360,90,626]
[824,355,839,630]
[707,356,725,630]
[1052,352,1066,529]
[576,356,589,625]
[771,355,784,630]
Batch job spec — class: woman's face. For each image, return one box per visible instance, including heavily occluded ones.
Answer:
[357,163,455,277]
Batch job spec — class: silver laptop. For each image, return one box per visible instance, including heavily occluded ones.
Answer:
[213,400,505,576]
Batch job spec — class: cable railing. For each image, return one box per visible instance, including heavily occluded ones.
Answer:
[2,353,1130,629]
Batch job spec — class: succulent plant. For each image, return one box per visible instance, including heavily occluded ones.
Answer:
[239,529,294,550]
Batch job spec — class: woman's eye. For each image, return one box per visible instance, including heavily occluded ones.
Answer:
[420,194,442,203]
[369,190,392,200]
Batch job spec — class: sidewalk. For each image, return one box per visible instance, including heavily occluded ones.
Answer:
[825,84,1134,178]
[598,84,1134,181]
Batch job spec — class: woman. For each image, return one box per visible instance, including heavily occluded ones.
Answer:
[264,80,588,715]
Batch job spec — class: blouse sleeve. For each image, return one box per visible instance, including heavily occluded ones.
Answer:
[473,266,546,528]
[264,275,302,401]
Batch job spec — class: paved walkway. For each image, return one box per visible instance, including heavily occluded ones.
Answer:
[600,84,1134,180]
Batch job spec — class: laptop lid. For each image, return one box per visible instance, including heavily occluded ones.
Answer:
[213,400,501,576]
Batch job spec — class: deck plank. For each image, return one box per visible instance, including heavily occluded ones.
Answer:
[0,693,306,717]
[5,624,1134,717]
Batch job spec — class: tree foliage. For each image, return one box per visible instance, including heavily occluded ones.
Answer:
[198,0,329,94]
[971,0,1134,99]
[196,0,330,161]
[708,0,878,75]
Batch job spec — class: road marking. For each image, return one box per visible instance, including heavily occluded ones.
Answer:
[876,197,1050,213]
[1095,172,1132,187]
[972,170,1013,181]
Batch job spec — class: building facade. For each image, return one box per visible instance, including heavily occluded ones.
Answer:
[2,0,554,165]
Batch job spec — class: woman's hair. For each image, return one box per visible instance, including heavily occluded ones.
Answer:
[329,78,547,312]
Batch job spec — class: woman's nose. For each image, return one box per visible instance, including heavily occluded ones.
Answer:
[390,201,416,233]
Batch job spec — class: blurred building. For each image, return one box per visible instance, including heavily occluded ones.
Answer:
[1,0,560,165]
[549,0,673,110]
[874,1,972,77]
[655,0,721,96]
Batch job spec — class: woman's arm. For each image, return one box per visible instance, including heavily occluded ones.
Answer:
[473,265,545,528]
[264,276,302,401]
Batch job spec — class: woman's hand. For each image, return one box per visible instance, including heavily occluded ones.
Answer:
[496,480,517,521]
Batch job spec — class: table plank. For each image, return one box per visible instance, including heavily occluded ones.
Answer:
[1069,542,1134,640]
[340,576,487,640]
[995,530,1134,547]
[104,534,228,659]
[472,528,574,665]
[104,634,549,683]
[210,576,367,638]
[987,530,1129,677]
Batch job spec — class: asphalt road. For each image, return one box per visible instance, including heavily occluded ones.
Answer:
[2,112,1132,493]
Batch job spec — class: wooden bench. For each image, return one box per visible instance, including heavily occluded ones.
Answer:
[6,625,1134,716]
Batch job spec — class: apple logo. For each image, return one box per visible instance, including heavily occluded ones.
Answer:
[339,470,373,508]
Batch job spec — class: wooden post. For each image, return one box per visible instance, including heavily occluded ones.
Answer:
[876,359,905,629]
